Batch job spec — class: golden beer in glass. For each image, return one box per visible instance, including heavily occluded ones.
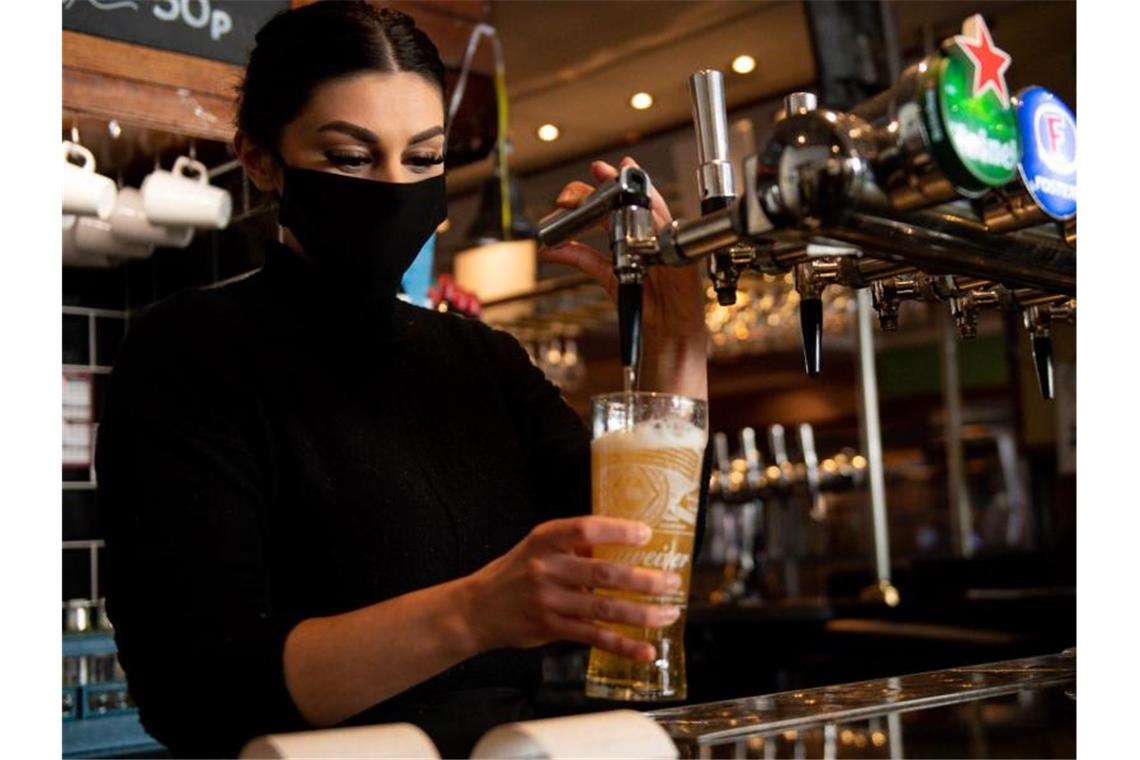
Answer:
[585,392,708,701]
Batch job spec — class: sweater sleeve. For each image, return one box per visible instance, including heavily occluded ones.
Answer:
[475,326,592,522]
[95,294,309,758]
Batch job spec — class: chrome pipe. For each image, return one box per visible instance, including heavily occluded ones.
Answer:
[855,259,914,281]
[824,212,1076,295]
[955,277,990,292]
[660,205,743,266]
[1012,289,1069,308]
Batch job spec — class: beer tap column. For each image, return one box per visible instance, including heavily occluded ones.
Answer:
[739,427,767,598]
[755,90,875,376]
[710,432,744,604]
[768,424,799,598]
[798,423,826,521]
[689,69,742,305]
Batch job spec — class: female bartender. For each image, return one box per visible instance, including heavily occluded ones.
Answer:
[96,3,708,757]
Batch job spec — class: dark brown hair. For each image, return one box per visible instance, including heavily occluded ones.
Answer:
[236,2,447,152]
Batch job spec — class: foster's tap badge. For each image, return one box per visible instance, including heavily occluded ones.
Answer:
[1015,86,1076,220]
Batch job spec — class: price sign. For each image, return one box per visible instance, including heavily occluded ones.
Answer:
[63,0,290,65]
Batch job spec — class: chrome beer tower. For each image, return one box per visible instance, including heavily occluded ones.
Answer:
[536,67,1076,398]
[535,15,1073,604]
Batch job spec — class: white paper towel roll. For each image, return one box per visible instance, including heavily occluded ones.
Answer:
[240,723,440,759]
[470,710,678,759]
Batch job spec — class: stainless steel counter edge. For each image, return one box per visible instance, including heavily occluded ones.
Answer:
[645,649,1075,744]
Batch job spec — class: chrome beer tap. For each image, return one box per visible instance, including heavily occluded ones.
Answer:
[949,286,1004,340]
[535,36,1076,386]
[536,167,656,386]
[1023,298,1076,400]
[689,70,754,306]
[798,422,827,522]
[709,432,740,604]
[871,275,919,332]
[736,426,765,598]
[767,423,800,598]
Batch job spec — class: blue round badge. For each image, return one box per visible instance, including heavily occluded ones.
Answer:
[1015,86,1076,220]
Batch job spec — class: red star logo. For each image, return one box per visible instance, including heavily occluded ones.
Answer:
[953,14,1013,107]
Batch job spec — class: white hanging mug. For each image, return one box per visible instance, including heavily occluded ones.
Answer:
[74,216,154,260]
[142,156,232,229]
[110,188,194,248]
[63,141,117,220]
[63,215,112,268]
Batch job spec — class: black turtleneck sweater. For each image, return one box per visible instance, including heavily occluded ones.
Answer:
[96,240,710,758]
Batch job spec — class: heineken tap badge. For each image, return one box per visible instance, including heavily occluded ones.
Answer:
[927,14,1019,193]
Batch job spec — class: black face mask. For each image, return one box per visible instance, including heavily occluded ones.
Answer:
[277,166,447,300]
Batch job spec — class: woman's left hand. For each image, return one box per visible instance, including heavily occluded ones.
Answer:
[540,157,707,343]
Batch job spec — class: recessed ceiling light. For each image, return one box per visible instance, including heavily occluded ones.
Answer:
[629,91,654,110]
[732,54,757,75]
[536,123,561,142]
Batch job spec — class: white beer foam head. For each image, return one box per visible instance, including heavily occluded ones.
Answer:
[594,418,707,452]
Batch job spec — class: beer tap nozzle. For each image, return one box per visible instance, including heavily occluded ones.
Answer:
[610,202,656,383]
[1022,301,1074,400]
[794,261,838,376]
[799,295,824,376]
[949,293,980,339]
[1031,328,1055,400]
[871,275,919,331]
[950,286,1003,340]
[617,280,643,387]
[709,256,742,306]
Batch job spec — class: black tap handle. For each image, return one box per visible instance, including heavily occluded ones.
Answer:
[1031,333,1055,400]
[618,281,643,373]
[799,297,823,376]
[701,195,733,215]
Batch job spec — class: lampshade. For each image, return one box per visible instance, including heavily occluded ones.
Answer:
[454,150,538,320]
[453,239,536,322]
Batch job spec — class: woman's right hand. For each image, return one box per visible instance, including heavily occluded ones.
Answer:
[461,516,683,662]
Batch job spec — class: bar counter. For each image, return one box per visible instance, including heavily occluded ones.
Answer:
[646,650,1075,758]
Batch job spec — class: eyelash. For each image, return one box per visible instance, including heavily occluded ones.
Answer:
[325,151,444,171]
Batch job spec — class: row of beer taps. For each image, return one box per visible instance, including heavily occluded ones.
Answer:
[708,424,866,510]
[535,23,1075,400]
[702,423,867,604]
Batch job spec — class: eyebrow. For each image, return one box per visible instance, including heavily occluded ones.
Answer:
[408,125,446,145]
[317,121,446,147]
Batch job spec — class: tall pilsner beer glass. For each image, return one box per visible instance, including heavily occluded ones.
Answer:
[585,392,708,701]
